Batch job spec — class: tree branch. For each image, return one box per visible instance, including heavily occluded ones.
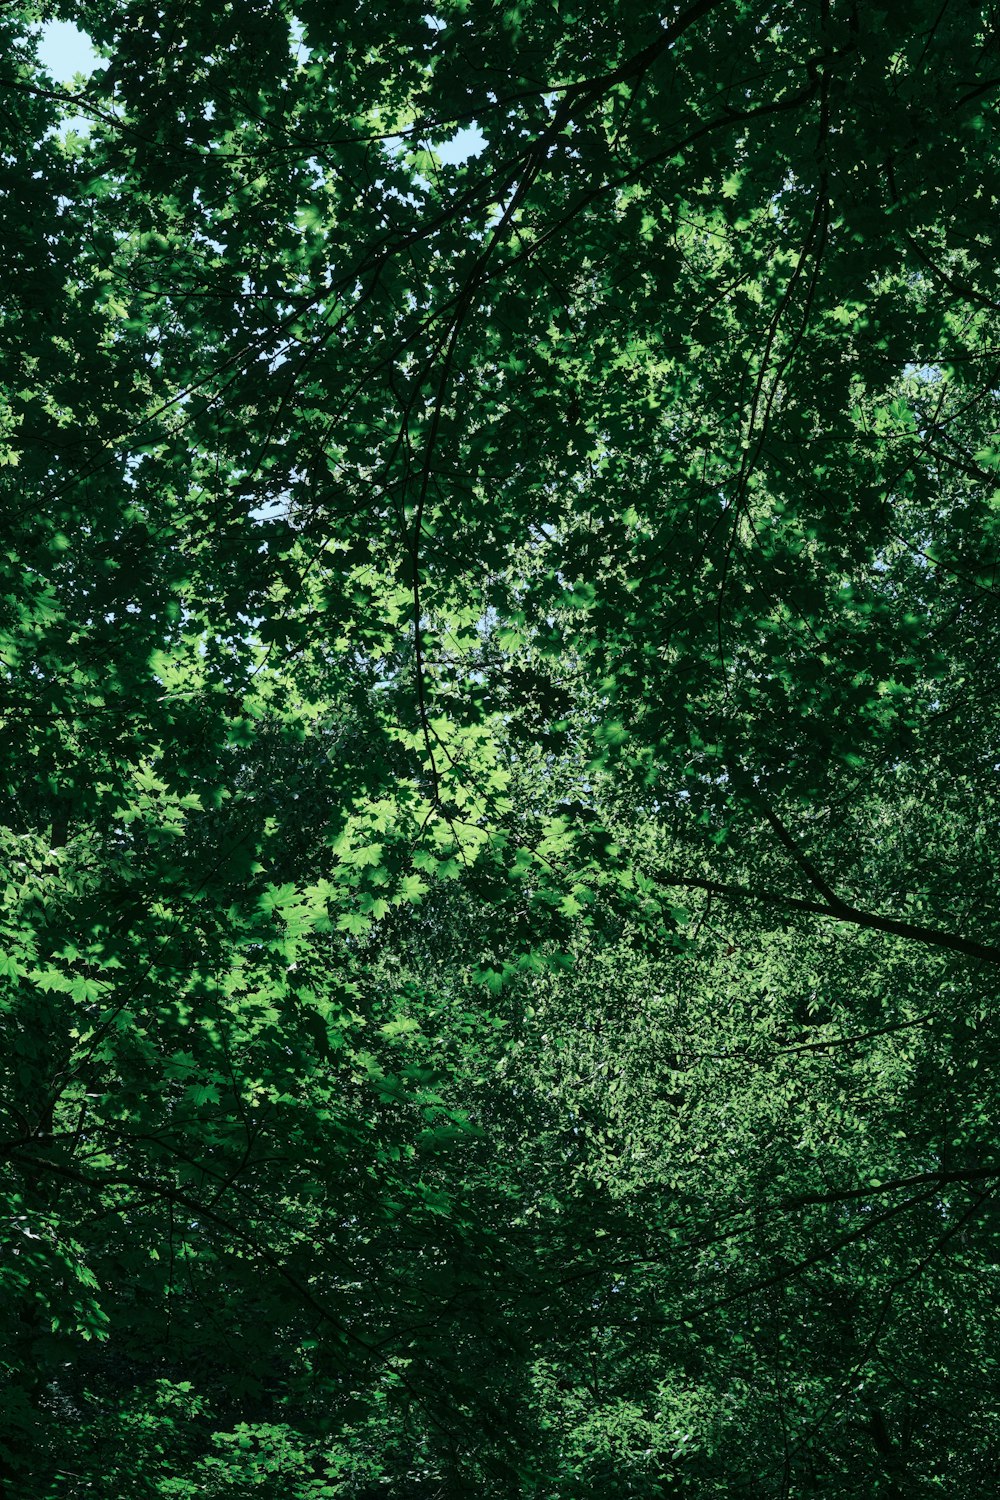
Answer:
[656,870,999,963]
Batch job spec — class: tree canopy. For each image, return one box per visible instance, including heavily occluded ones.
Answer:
[3,1,1000,1494]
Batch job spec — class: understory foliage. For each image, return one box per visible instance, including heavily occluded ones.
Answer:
[3,0,1000,1494]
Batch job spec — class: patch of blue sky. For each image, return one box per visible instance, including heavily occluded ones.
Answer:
[437,125,486,165]
[35,20,99,141]
[903,362,943,382]
[36,19,98,81]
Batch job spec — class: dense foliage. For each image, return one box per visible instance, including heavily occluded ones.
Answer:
[3,0,1000,1493]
